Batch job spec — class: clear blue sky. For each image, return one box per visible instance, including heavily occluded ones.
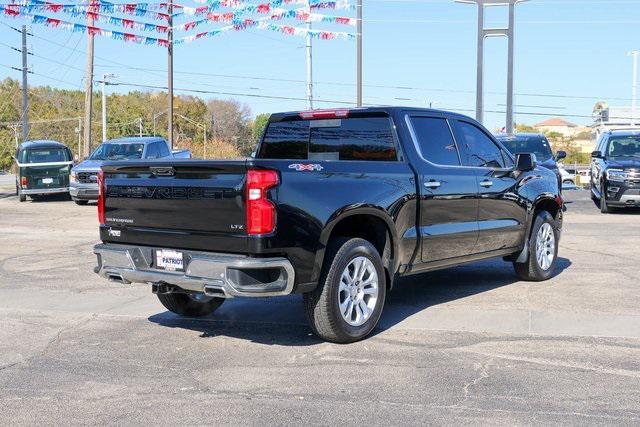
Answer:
[1,0,640,130]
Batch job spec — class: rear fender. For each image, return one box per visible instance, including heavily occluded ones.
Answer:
[310,205,399,286]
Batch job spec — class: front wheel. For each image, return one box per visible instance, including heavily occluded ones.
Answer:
[600,182,611,214]
[513,211,559,281]
[303,238,386,343]
[157,293,224,317]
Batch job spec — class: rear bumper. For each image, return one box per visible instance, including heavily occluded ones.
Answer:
[93,243,295,298]
[20,187,69,195]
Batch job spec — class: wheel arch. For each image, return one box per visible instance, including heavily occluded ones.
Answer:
[312,206,399,289]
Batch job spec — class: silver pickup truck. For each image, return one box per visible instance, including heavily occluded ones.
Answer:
[70,136,191,205]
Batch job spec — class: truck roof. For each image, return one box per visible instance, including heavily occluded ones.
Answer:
[268,106,473,122]
[104,136,167,145]
[18,140,68,150]
[495,133,546,140]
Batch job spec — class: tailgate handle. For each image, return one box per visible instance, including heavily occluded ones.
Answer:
[150,167,175,176]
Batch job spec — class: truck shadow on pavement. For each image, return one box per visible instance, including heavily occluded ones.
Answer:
[148,257,571,345]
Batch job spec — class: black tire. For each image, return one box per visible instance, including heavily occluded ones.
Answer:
[599,182,611,214]
[513,211,559,282]
[74,199,89,206]
[157,293,224,317]
[18,191,26,202]
[303,237,386,343]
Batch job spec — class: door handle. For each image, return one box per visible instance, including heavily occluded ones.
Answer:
[479,180,493,188]
[424,180,442,189]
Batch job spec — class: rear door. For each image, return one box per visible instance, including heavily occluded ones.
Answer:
[452,119,525,253]
[406,115,479,263]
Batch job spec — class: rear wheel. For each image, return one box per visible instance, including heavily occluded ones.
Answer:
[599,181,611,213]
[74,199,89,206]
[513,211,559,281]
[303,238,386,343]
[157,293,224,317]
[18,187,26,202]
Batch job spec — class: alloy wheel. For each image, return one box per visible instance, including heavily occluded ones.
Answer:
[535,223,556,271]
[338,256,379,327]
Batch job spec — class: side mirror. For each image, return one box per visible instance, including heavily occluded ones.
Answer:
[515,153,537,172]
[555,150,567,161]
[591,150,603,159]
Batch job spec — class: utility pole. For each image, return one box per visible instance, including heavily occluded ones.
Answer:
[76,118,82,158]
[21,25,29,142]
[138,117,143,136]
[356,0,362,107]
[83,13,95,157]
[203,124,207,159]
[455,0,527,133]
[167,0,174,149]
[630,50,639,126]
[305,0,314,110]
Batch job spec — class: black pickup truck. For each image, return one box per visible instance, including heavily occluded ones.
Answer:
[94,107,563,343]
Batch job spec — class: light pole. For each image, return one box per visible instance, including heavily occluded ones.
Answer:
[176,114,207,158]
[153,110,168,136]
[356,0,362,107]
[455,0,527,134]
[305,0,314,110]
[629,50,639,126]
[101,73,116,142]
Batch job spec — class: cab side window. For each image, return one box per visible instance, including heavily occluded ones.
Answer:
[455,121,505,168]
[158,142,171,158]
[409,116,460,166]
[146,142,160,159]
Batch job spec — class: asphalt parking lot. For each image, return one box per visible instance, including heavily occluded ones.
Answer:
[1,184,640,425]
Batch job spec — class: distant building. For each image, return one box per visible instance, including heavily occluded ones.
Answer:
[591,106,640,137]
[534,118,587,137]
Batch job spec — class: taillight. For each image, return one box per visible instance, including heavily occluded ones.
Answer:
[20,176,27,187]
[246,169,279,235]
[97,170,105,225]
[299,109,349,120]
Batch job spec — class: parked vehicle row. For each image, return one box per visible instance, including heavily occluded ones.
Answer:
[93,107,564,343]
[14,137,191,203]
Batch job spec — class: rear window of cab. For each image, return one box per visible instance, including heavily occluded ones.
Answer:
[19,148,70,164]
[258,117,397,161]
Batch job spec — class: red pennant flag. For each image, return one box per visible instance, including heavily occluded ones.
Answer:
[46,18,61,27]
[122,19,134,28]
[87,26,101,36]
[257,3,270,13]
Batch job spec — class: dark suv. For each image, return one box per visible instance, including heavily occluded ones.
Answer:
[495,133,567,190]
[591,130,640,213]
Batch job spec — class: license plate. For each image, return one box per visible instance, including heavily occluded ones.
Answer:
[42,178,53,184]
[155,250,184,271]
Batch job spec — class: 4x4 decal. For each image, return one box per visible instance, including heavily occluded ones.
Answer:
[288,163,323,172]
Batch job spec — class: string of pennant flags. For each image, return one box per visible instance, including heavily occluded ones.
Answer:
[0,0,356,46]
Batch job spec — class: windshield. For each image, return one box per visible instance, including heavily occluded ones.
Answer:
[89,143,144,160]
[20,148,70,164]
[607,137,640,158]
[498,136,554,162]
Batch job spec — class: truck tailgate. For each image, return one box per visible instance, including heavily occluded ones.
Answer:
[101,160,248,253]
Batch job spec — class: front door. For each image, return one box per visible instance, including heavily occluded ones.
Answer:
[406,115,479,263]
[452,119,527,253]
